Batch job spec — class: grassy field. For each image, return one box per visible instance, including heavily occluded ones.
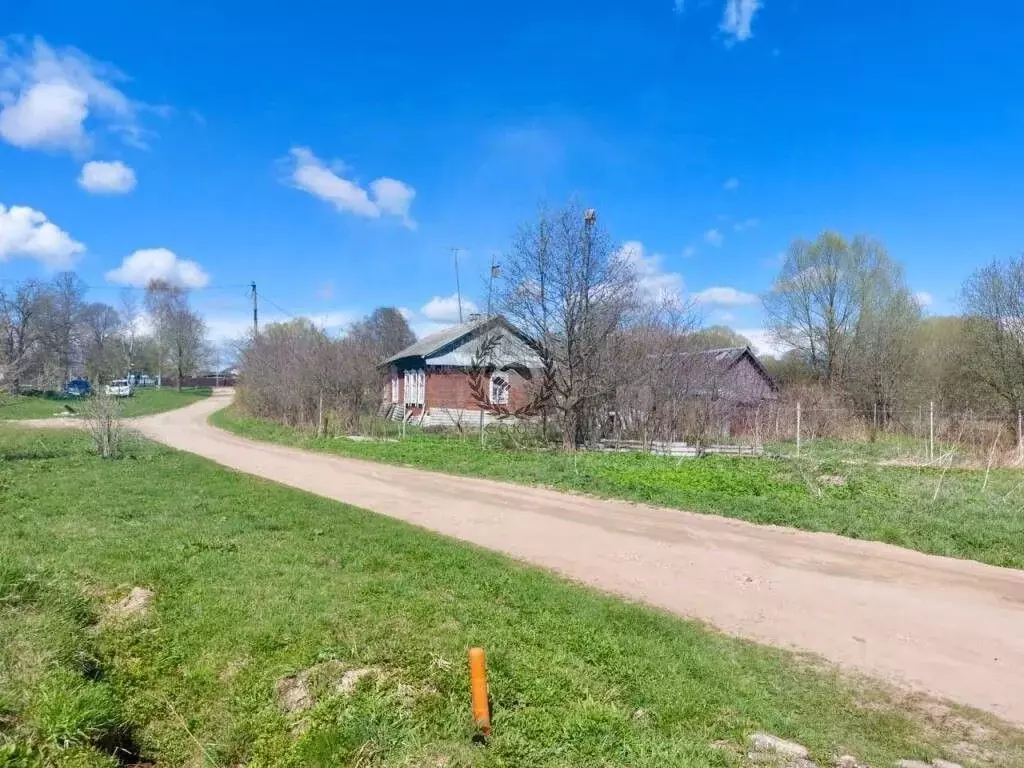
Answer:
[1,428,1020,767]
[0,388,211,421]
[210,408,1024,570]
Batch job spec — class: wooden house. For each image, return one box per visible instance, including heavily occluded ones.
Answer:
[381,315,544,427]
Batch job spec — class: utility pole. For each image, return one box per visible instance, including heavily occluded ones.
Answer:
[486,254,500,317]
[251,281,258,337]
[452,247,464,323]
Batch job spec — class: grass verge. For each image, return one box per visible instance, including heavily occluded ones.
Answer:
[0,388,211,421]
[210,408,1024,570]
[1,427,1021,766]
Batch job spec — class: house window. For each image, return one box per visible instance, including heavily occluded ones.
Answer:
[404,369,425,406]
[490,373,510,405]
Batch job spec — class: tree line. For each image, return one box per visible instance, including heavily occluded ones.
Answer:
[762,231,1024,427]
[0,273,209,394]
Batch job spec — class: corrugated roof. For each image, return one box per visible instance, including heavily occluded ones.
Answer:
[383,315,530,366]
[677,346,777,392]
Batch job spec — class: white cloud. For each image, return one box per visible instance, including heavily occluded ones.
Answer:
[721,0,762,43]
[704,228,724,247]
[0,203,84,268]
[0,37,153,153]
[694,286,759,306]
[914,291,933,308]
[736,328,789,357]
[617,241,685,302]
[369,177,416,228]
[683,245,697,258]
[285,147,416,229]
[734,217,759,232]
[105,248,209,289]
[715,311,737,323]
[723,176,740,191]
[398,307,414,321]
[421,293,478,323]
[78,160,136,194]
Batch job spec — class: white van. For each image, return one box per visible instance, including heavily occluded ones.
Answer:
[105,379,134,397]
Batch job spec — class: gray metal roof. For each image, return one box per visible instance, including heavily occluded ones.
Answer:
[383,316,494,364]
[383,315,543,368]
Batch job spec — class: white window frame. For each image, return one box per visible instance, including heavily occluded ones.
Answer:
[404,368,425,406]
[489,372,510,405]
[391,375,399,403]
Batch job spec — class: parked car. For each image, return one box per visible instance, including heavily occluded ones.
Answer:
[65,378,91,397]
[105,379,134,397]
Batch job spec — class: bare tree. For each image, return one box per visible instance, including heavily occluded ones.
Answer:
[118,289,143,378]
[496,202,639,448]
[764,233,864,386]
[44,271,87,386]
[349,307,415,361]
[846,254,922,419]
[0,280,48,393]
[80,302,123,384]
[144,280,207,390]
[961,256,1024,420]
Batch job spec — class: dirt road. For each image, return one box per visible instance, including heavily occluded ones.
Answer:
[133,392,1024,723]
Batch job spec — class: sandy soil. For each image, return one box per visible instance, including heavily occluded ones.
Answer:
[92,391,1024,723]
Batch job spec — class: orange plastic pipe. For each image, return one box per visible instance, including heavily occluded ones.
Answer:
[468,647,491,736]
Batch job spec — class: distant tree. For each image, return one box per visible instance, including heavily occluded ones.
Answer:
[0,280,48,393]
[144,280,207,390]
[44,272,87,386]
[845,252,922,416]
[80,302,122,384]
[961,256,1024,420]
[118,289,144,377]
[764,232,865,386]
[349,307,416,361]
[765,232,920,405]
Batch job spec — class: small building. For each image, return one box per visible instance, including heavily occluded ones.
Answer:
[675,346,777,437]
[381,315,544,427]
[676,346,777,404]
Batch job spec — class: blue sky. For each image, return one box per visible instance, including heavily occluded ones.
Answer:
[2,0,1022,351]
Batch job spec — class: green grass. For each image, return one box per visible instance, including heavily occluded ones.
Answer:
[211,408,1024,570]
[0,388,211,421]
[1,428,1020,767]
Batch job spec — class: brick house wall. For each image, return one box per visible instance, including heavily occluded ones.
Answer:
[385,362,534,411]
[425,367,533,410]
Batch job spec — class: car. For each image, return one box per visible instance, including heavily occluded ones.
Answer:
[105,379,134,397]
[65,378,91,397]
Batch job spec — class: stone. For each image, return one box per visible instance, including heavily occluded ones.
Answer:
[749,733,811,760]
[336,667,377,695]
[896,761,931,768]
[110,587,154,618]
[274,661,379,714]
[832,756,860,768]
[931,762,963,768]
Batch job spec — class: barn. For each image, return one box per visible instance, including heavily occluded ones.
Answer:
[381,315,544,427]
[675,346,778,437]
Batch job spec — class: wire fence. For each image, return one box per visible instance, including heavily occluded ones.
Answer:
[723,401,1024,468]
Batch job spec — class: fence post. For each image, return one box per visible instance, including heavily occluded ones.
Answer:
[873,402,878,431]
[1018,410,1022,464]
[796,402,801,458]
[929,401,934,462]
